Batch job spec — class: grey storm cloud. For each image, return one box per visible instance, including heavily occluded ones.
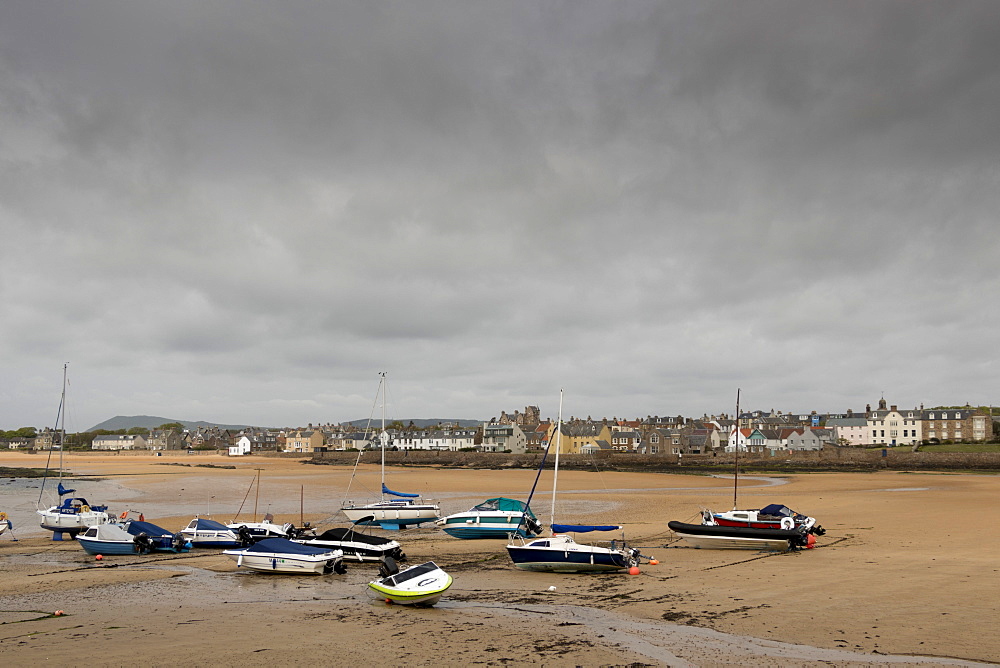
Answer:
[2,1,999,430]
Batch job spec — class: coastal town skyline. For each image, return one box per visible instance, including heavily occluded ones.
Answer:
[5,394,994,436]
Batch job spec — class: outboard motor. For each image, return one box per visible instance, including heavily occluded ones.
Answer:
[133,533,153,554]
[171,532,188,551]
[379,556,400,579]
[237,525,254,547]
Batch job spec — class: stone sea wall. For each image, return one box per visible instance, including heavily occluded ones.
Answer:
[309,448,1000,472]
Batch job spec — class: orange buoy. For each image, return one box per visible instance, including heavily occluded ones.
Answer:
[54,611,64,616]
[649,559,659,565]
[628,566,640,575]
[95,555,103,561]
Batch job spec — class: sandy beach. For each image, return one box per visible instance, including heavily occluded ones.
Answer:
[0,452,997,666]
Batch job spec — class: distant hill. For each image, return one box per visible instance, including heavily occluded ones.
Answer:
[88,415,484,432]
[88,416,253,432]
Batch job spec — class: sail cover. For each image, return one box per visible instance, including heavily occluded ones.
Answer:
[551,524,622,533]
[57,482,76,496]
[382,483,419,498]
[244,537,336,555]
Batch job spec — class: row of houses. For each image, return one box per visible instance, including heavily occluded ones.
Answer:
[7,399,996,455]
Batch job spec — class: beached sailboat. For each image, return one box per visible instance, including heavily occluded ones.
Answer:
[224,537,346,575]
[505,391,641,573]
[436,497,542,539]
[340,373,439,530]
[671,390,821,551]
[36,365,112,536]
[367,558,452,606]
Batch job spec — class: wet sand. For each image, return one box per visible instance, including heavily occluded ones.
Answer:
[0,452,997,666]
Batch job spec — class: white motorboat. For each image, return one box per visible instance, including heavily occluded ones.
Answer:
[367,559,452,606]
[224,537,346,574]
[180,517,241,548]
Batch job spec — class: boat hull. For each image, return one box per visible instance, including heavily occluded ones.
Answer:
[438,511,541,540]
[224,551,343,574]
[183,533,240,548]
[506,534,638,573]
[38,508,111,536]
[668,521,810,551]
[443,525,532,539]
[76,537,138,556]
[506,546,633,572]
[342,504,439,530]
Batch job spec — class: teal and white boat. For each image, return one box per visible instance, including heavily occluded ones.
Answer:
[436,497,542,539]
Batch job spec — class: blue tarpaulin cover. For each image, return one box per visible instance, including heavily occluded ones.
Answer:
[126,521,172,537]
[759,504,796,517]
[243,537,336,555]
[57,482,76,496]
[551,524,622,533]
[191,518,231,531]
[382,483,419,498]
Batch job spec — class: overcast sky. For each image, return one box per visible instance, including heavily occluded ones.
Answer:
[2,1,998,431]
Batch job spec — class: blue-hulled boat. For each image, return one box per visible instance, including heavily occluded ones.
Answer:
[180,517,240,548]
[437,498,543,539]
[75,523,146,555]
[506,525,640,573]
[505,391,642,573]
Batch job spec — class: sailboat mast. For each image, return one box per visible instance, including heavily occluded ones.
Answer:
[254,468,261,517]
[58,363,67,483]
[550,389,563,530]
[379,372,387,500]
[733,388,741,510]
